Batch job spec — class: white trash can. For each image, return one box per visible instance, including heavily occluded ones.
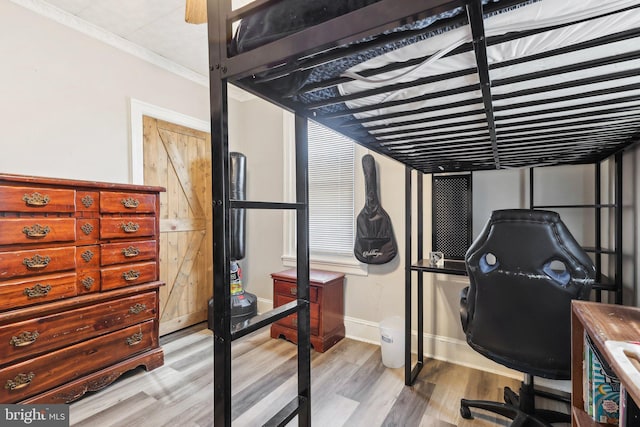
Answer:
[379,315,405,368]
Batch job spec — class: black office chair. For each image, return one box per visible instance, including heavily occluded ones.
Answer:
[459,209,595,426]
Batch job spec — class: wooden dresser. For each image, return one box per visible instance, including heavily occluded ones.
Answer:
[270,269,345,352]
[0,173,164,404]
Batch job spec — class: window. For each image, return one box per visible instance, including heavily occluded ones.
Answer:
[307,120,355,256]
[282,113,366,275]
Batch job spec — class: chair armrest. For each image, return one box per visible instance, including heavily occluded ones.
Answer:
[460,286,470,332]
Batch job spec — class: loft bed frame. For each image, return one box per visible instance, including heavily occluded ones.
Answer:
[207,0,640,425]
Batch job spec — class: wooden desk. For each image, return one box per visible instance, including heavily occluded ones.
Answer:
[571,301,640,426]
[411,259,468,276]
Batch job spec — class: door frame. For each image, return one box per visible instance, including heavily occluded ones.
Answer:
[129,98,210,184]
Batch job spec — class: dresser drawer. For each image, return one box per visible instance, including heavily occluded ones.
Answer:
[76,218,99,244]
[274,295,320,335]
[0,292,157,363]
[0,186,75,213]
[76,271,100,294]
[75,245,100,269]
[0,320,155,402]
[100,262,157,291]
[100,192,156,214]
[0,218,76,246]
[0,247,76,280]
[274,280,318,303]
[101,240,157,266]
[76,191,99,212]
[99,217,156,240]
[0,273,77,311]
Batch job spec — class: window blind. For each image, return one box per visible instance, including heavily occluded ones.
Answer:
[308,120,355,256]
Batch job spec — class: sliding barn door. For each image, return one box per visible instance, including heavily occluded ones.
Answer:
[143,116,212,336]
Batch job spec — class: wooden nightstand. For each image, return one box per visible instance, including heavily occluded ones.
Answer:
[270,269,345,352]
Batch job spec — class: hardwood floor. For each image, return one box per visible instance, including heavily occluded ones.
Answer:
[69,323,570,426]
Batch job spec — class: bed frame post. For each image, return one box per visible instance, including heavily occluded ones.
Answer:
[208,1,232,426]
[416,171,424,375]
[405,167,425,386]
[615,152,623,305]
[405,166,413,385]
[295,114,312,427]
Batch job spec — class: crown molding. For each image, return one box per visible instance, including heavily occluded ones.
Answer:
[10,0,254,102]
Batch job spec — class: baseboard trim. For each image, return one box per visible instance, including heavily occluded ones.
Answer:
[257,299,570,393]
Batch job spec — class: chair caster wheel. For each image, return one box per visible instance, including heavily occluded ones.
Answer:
[460,404,473,419]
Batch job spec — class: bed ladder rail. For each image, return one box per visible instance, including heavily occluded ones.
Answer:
[209,0,313,415]
[230,300,308,341]
[264,396,309,427]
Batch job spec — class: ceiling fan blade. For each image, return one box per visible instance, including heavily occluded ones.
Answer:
[185,0,207,24]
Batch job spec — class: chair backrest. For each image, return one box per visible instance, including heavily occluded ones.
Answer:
[463,209,595,379]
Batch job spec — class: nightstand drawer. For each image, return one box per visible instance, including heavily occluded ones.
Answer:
[99,217,155,240]
[0,320,155,402]
[274,280,318,302]
[0,292,157,363]
[0,186,75,213]
[0,218,76,246]
[0,273,77,311]
[100,262,157,291]
[0,247,76,280]
[274,294,320,335]
[100,192,156,214]
[101,240,157,266]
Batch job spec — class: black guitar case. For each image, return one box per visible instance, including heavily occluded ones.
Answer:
[354,154,398,264]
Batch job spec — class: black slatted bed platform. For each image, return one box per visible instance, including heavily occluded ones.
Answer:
[227,0,640,173]
[208,1,640,425]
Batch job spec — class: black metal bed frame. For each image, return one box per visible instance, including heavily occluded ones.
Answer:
[207,0,638,424]
[208,2,472,425]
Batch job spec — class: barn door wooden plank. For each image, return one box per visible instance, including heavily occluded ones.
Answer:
[142,115,212,336]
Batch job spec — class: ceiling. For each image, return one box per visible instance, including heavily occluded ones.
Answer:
[23,0,252,81]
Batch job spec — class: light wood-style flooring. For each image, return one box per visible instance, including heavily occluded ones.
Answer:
[69,323,570,426]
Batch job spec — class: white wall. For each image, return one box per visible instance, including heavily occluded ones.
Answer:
[0,1,210,184]
[226,97,286,302]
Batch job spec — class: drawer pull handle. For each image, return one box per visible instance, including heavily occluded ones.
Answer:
[122,246,140,257]
[22,192,49,207]
[129,303,146,314]
[22,224,51,238]
[81,250,94,262]
[5,372,35,391]
[81,276,95,290]
[121,197,140,209]
[24,283,51,298]
[289,287,297,296]
[121,222,140,233]
[81,223,94,235]
[126,332,143,346]
[122,270,140,281]
[22,254,51,269]
[10,331,39,347]
[81,195,94,208]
